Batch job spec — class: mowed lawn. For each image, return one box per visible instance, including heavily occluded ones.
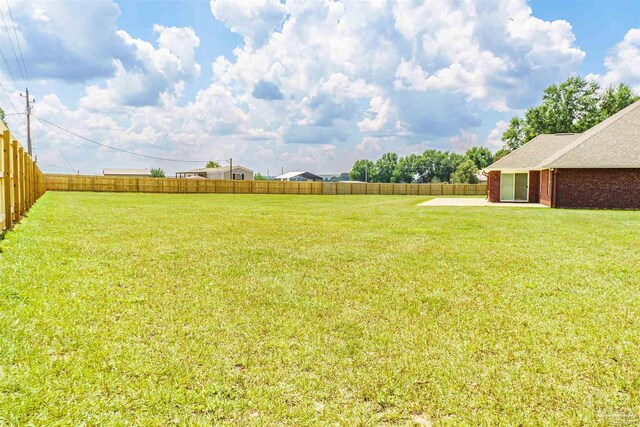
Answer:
[1,192,639,425]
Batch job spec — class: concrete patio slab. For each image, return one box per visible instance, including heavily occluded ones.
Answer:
[418,198,548,207]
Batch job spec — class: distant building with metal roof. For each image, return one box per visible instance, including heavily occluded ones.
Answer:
[175,165,254,180]
[275,171,324,182]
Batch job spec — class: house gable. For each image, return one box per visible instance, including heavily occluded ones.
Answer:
[485,100,640,172]
[545,101,640,168]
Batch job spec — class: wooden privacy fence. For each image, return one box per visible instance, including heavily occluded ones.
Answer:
[323,182,486,196]
[45,174,487,196]
[1,128,46,232]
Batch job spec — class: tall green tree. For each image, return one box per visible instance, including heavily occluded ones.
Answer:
[493,148,510,161]
[254,172,267,180]
[373,152,398,183]
[500,77,638,153]
[420,149,446,182]
[599,83,639,119]
[150,168,165,178]
[532,76,601,134]
[436,152,464,183]
[391,154,420,183]
[0,106,6,127]
[501,117,527,151]
[452,159,480,184]
[350,159,375,182]
[206,160,221,168]
[464,147,493,169]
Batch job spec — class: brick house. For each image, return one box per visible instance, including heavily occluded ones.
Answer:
[484,100,640,209]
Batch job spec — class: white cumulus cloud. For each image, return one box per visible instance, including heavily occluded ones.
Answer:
[486,120,509,150]
[7,0,599,176]
[587,28,640,93]
[210,0,287,47]
[0,0,127,81]
[79,25,200,109]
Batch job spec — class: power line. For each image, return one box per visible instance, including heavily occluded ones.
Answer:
[45,138,76,174]
[38,162,75,173]
[5,0,30,89]
[0,43,16,83]
[32,113,214,163]
[0,79,25,125]
[0,5,25,84]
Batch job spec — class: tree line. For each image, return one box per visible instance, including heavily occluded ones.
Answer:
[350,77,638,184]
[499,77,637,155]
[350,147,492,184]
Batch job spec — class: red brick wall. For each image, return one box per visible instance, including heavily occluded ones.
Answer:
[555,168,640,209]
[487,171,501,202]
[528,170,540,203]
[539,169,552,206]
[487,170,542,203]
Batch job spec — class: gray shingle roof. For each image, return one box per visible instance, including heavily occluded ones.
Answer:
[547,100,640,168]
[485,100,640,170]
[485,134,580,170]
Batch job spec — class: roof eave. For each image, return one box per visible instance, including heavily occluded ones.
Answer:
[483,167,545,172]
[541,100,640,167]
[546,165,640,169]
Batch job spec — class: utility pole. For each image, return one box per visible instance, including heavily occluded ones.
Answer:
[20,88,35,158]
[365,165,368,183]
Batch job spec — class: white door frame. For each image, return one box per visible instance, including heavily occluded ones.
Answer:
[500,171,529,202]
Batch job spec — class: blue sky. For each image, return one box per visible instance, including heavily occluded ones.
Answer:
[1,0,638,176]
[531,0,639,73]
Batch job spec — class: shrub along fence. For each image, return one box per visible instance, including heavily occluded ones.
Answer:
[45,174,487,196]
[1,128,46,232]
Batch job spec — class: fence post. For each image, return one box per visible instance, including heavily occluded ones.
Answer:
[31,160,35,205]
[20,147,25,213]
[28,158,33,208]
[33,166,37,199]
[25,160,31,210]
[28,160,32,207]
[3,130,12,231]
[11,139,19,223]
[24,157,29,208]
[27,159,31,208]
[23,152,27,208]
[33,166,38,198]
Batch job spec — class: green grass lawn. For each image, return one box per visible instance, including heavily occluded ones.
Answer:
[1,192,639,425]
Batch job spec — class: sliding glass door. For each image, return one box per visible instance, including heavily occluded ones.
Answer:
[500,173,528,202]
